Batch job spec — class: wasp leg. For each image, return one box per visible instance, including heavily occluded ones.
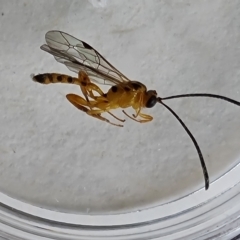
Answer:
[122,110,153,123]
[66,94,123,127]
[107,112,126,122]
[138,112,153,122]
[86,100,126,126]
[89,95,125,122]
[132,94,143,118]
[77,72,125,122]
[86,110,124,127]
[66,93,96,112]
[123,93,152,123]
[78,71,105,101]
[122,110,140,122]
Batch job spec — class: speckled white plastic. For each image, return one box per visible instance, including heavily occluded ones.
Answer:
[0,0,240,239]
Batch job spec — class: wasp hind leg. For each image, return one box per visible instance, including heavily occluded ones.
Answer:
[66,94,124,127]
[77,71,125,123]
[78,71,105,102]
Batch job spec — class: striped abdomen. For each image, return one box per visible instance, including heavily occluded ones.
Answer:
[32,73,79,85]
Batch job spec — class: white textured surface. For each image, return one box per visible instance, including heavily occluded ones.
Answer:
[0,0,240,214]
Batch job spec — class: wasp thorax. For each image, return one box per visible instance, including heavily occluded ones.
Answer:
[146,90,157,108]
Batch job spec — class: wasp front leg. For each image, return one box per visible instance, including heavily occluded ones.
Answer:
[133,108,153,123]
[122,110,153,123]
[138,112,153,122]
[122,93,153,123]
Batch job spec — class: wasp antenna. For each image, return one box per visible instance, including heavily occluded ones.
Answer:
[161,93,240,106]
[157,98,209,190]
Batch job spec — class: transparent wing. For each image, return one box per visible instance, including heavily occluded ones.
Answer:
[40,30,130,86]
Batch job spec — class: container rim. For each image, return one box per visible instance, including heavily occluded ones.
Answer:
[0,161,240,239]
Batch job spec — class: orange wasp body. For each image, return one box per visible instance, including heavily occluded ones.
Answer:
[33,30,240,190]
[34,71,154,126]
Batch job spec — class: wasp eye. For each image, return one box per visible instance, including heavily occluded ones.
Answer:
[146,95,157,108]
